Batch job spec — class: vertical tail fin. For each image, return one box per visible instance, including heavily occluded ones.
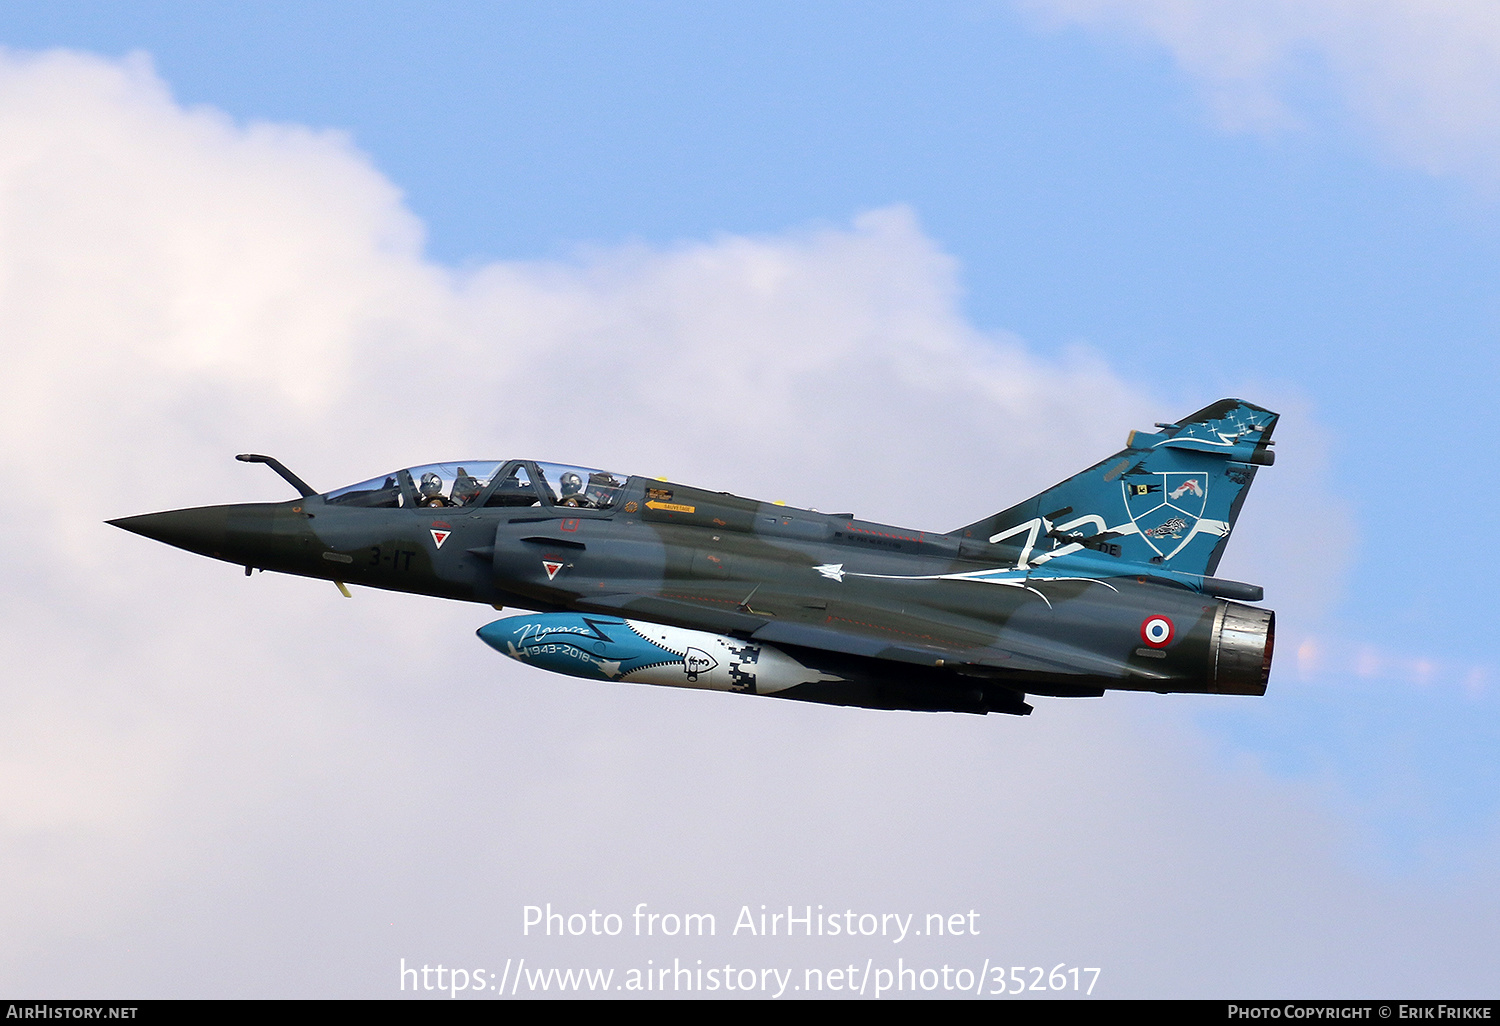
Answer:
[950,399,1278,577]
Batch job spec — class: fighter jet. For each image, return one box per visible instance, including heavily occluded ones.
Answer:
[110,399,1277,716]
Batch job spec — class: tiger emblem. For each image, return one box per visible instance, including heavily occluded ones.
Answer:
[1144,517,1187,539]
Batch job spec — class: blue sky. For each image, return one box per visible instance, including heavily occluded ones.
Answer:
[10,2,1493,645]
[2,1,1497,997]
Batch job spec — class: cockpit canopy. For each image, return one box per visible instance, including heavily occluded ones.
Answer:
[323,461,628,511]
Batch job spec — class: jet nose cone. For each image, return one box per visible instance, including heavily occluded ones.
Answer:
[108,507,230,557]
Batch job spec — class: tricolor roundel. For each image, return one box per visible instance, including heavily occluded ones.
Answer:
[1140,615,1174,648]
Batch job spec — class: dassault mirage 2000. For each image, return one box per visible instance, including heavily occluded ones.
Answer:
[110,399,1277,717]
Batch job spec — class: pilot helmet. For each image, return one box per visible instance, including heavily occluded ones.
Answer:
[419,472,443,496]
[560,472,583,495]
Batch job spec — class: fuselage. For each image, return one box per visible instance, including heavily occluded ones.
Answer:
[110,459,1274,716]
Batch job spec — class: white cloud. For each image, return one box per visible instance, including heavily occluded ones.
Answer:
[1019,0,1500,186]
[0,49,1482,997]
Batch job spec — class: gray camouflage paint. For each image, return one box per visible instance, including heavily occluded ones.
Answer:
[110,399,1278,716]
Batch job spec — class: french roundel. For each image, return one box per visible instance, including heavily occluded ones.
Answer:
[1141,615,1174,648]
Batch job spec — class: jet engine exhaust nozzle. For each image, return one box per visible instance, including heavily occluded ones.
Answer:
[1212,601,1275,696]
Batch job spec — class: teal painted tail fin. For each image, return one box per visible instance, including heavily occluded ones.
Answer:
[950,399,1279,577]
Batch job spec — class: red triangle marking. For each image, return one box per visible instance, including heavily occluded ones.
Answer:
[542,560,564,581]
[430,529,451,548]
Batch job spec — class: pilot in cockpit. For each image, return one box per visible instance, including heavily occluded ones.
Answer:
[418,472,447,507]
[557,472,588,508]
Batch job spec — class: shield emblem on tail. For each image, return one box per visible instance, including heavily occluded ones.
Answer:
[1122,473,1208,557]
